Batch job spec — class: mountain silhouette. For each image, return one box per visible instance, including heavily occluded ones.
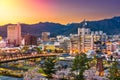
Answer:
[0,16,120,37]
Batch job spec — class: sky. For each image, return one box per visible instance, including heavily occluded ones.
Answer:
[0,0,120,25]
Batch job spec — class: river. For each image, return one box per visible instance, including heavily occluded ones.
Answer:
[0,76,23,80]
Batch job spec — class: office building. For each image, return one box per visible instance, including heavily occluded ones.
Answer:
[70,21,107,54]
[23,34,37,45]
[7,23,21,46]
[41,32,50,42]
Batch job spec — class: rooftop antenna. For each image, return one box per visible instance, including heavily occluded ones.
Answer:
[82,19,87,28]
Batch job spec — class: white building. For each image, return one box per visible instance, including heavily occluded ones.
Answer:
[0,40,6,48]
[70,21,107,54]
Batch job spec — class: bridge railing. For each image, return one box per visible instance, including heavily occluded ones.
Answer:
[0,53,58,63]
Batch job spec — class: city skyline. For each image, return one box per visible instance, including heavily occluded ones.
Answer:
[0,0,120,79]
[0,0,120,25]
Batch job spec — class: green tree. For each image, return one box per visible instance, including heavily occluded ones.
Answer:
[72,53,90,80]
[21,46,29,53]
[35,47,42,54]
[108,59,120,80]
[43,57,56,78]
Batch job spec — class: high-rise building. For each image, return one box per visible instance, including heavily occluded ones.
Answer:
[78,26,93,52]
[41,32,50,42]
[7,23,21,46]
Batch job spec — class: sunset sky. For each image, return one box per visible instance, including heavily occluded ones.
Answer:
[0,0,120,25]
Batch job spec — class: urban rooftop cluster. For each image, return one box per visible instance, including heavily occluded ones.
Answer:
[0,22,120,80]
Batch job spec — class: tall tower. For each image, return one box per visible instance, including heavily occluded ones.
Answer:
[7,23,21,46]
[78,20,91,52]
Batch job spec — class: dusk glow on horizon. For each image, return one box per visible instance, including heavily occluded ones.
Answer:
[0,0,120,25]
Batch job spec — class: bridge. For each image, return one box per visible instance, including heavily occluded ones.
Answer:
[0,53,59,63]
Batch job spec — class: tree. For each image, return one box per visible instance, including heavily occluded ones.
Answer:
[108,59,120,80]
[21,45,29,53]
[43,57,56,78]
[35,47,42,54]
[71,53,90,80]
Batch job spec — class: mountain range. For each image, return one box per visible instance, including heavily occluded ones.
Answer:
[0,16,120,37]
